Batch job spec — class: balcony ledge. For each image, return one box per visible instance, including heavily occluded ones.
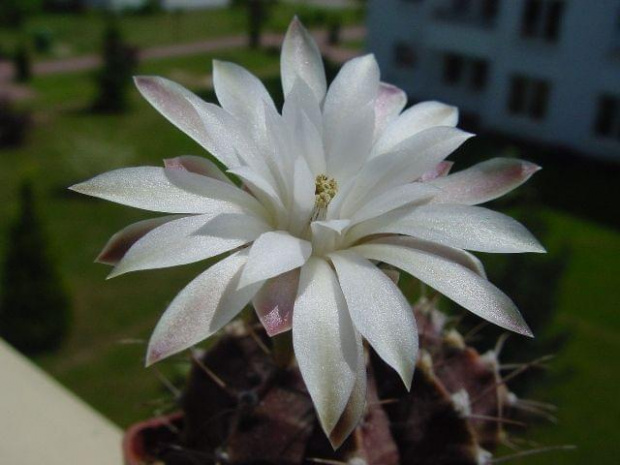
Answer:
[0,339,123,464]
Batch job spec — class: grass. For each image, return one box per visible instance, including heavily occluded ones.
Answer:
[521,211,620,465]
[0,46,281,426]
[1,30,619,463]
[0,4,363,61]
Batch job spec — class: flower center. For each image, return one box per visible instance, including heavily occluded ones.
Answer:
[314,174,338,209]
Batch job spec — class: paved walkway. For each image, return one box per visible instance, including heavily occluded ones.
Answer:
[0,26,365,100]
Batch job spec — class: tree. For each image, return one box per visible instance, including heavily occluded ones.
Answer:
[0,182,71,355]
[92,19,138,113]
[244,0,277,49]
[0,100,30,148]
[13,44,32,83]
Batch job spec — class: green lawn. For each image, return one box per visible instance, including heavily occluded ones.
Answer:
[0,4,363,61]
[0,33,618,464]
[523,211,620,465]
[0,47,281,426]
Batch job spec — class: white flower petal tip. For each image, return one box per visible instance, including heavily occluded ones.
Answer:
[281,17,326,101]
[522,161,542,176]
[328,348,367,449]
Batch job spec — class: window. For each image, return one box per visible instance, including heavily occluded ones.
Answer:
[594,95,620,140]
[612,7,620,52]
[508,75,551,120]
[442,53,489,91]
[436,0,500,26]
[520,0,565,43]
[393,42,417,68]
[481,0,500,22]
[443,53,464,84]
[471,59,489,90]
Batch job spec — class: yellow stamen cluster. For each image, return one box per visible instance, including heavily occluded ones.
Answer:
[314,174,338,209]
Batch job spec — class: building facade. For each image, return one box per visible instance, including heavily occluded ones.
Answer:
[367,0,620,160]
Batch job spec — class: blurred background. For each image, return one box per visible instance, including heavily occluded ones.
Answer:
[0,0,618,464]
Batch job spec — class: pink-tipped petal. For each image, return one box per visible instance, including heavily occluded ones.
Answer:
[109,213,269,278]
[252,270,299,336]
[420,161,454,182]
[134,76,240,167]
[353,242,533,337]
[146,250,261,366]
[430,158,541,205]
[96,215,182,265]
[374,82,407,140]
[164,156,233,185]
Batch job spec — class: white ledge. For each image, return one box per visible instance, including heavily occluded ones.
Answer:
[0,339,123,464]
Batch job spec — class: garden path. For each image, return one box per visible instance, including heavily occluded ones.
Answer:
[0,25,365,101]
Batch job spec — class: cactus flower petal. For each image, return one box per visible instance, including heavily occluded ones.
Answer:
[429,157,541,205]
[353,242,533,337]
[164,155,234,185]
[348,204,545,254]
[146,250,261,366]
[420,160,454,182]
[252,270,299,336]
[293,258,359,436]
[96,215,183,265]
[371,101,459,157]
[108,213,269,278]
[329,331,367,449]
[238,231,312,288]
[374,82,407,139]
[281,16,327,102]
[330,250,418,390]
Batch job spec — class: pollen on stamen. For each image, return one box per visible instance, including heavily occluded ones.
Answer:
[314,175,338,209]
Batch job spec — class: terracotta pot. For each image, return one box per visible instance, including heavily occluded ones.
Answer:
[122,411,184,465]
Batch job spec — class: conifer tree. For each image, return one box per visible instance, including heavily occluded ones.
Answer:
[0,182,71,354]
[92,19,137,113]
[14,44,32,83]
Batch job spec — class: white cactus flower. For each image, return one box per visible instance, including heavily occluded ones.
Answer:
[70,18,544,446]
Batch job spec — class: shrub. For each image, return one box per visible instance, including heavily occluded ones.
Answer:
[0,100,31,148]
[0,182,71,355]
[92,19,138,113]
[13,44,32,83]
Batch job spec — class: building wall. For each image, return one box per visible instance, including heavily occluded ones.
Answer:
[367,0,620,160]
